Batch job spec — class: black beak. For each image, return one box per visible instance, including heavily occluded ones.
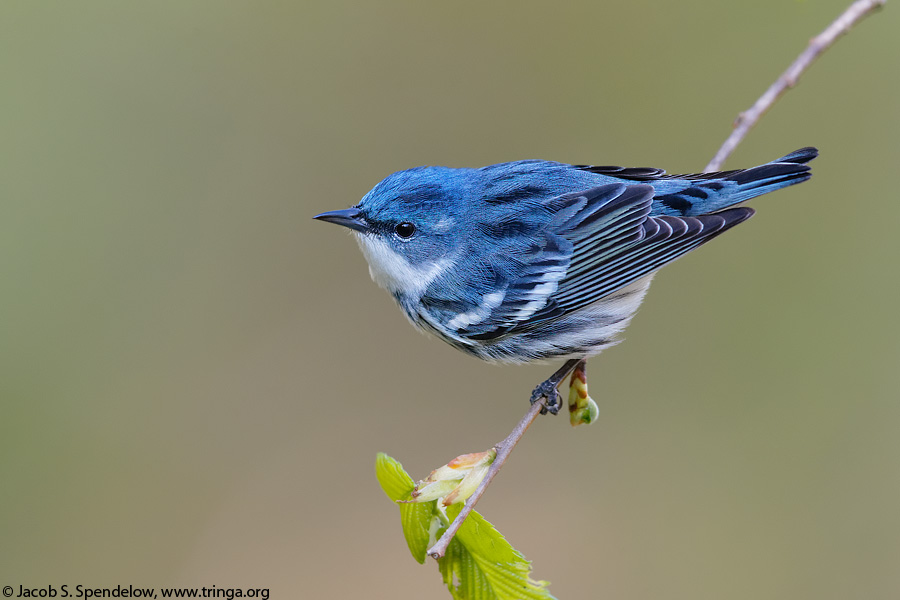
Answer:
[313,207,369,233]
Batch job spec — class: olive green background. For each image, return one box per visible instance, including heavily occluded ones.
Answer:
[2,2,898,599]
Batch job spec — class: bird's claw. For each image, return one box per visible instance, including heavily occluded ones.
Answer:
[530,381,561,415]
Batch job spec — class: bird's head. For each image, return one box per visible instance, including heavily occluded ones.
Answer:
[314,167,467,297]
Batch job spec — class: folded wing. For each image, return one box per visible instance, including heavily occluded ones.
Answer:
[452,183,753,341]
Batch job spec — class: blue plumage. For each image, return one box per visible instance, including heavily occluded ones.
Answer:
[315,147,817,363]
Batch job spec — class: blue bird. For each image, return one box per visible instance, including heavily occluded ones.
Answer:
[315,147,817,412]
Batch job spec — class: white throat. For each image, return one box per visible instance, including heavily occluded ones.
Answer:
[355,233,454,298]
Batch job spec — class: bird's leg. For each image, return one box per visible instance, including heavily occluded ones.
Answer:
[530,358,581,415]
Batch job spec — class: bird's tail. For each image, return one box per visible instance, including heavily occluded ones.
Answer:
[653,147,818,215]
[717,146,818,204]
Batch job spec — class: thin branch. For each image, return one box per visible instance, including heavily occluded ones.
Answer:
[705,0,886,172]
[426,398,545,560]
[426,0,886,562]
[427,360,579,560]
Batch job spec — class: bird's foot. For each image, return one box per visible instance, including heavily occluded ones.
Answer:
[529,359,582,416]
[530,380,562,415]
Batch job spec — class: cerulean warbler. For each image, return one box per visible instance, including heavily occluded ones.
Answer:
[315,147,817,411]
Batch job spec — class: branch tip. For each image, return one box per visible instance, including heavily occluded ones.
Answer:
[705,0,885,172]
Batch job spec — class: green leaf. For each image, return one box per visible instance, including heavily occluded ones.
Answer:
[375,452,435,564]
[376,453,556,599]
[439,504,556,600]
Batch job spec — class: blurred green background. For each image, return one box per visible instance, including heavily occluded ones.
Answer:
[1,1,898,598]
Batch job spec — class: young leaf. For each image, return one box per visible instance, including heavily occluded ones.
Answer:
[376,453,556,599]
[375,452,435,564]
[440,503,556,600]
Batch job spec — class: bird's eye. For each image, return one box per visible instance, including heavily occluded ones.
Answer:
[394,222,416,239]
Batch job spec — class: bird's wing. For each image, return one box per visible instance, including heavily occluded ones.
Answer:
[545,204,754,320]
[449,183,753,341]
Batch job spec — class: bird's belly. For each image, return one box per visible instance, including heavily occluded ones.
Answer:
[465,275,656,364]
